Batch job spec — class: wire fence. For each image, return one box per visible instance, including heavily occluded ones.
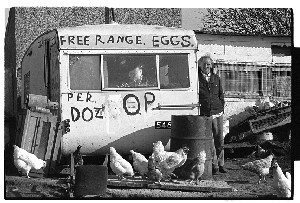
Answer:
[215,62,291,99]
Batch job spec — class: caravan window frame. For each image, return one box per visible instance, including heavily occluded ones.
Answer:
[63,50,192,92]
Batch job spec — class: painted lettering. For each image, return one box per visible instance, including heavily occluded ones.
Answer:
[123,94,140,115]
[117,36,125,43]
[68,36,75,45]
[68,93,93,102]
[144,92,155,112]
[170,36,180,45]
[107,36,115,43]
[71,107,80,122]
[86,92,93,102]
[84,36,90,45]
[60,34,193,48]
[161,36,169,45]
[77,36,84,45]
[95,35,105,45]
[152,35,191,48]
[82,107,93,122]
[181,35,191,47]
[94,106,104,119]
[70,106,104,122]
[152,36,160,47]
[77,93,84,101]
[60,36,66,46]
[125,36,133,44]
[68,93,73,101]
[136,36,142,44]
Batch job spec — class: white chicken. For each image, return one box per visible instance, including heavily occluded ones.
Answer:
[247,145,268,159]
[151,141,189,180]
[147,155,163,184]
[258,96,275,110]
[223,120,230,139]
[102,154,109,166]
[271,160,291,198]
[181,150,206,185]
[13,145,46,178]
[130,150,148,178]
[109,147,134,180]
[242,151,274,184]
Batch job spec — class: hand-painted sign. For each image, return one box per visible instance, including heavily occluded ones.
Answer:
[59,34,196,49]
[66,92,156,122]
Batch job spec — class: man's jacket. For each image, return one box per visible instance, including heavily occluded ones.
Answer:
[198,72,225,116]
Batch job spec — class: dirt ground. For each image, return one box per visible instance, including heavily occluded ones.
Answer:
[4,155,292,199]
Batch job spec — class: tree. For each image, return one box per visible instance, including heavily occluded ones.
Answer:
[203,8,292,36]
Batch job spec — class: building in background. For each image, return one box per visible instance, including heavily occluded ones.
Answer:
[182,8,292,100]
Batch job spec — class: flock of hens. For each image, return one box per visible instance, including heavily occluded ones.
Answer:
[108,141,204,185]
[13,138,291,198]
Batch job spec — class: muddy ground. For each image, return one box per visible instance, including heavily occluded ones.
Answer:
[4,155,293,199]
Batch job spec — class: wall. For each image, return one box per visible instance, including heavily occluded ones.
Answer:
[5,8,17,146]
[5,8,17,118]
[196,34,291,63]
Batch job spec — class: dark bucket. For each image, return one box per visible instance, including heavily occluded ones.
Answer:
[170,115,214,179]
[74,165,108,197]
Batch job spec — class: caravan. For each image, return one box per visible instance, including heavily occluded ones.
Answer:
[21,24,199,155]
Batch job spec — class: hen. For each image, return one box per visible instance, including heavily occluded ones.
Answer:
[109,147,134,180]
[147,155,163,184]
[13,145,46,178]
[271,160,291,198]
[247,145,268,159]
[102,154,109,166]
[223,120,230,139]
[242,151,274,184]
[152,141,189,180]
[181,150,206,185]
[73,145,83,166]
[130,150,148,178]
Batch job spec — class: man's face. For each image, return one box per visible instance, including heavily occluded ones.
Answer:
[199,58,212,75]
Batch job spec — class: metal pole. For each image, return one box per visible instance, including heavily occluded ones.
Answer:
[105,7,110,24]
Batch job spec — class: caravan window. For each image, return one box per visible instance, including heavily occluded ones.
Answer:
[69,55,101,90]
[103,55,157,88]
[69,53,190,90]
[159,54,190,89]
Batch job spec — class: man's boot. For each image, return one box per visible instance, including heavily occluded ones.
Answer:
[219,166,227,173]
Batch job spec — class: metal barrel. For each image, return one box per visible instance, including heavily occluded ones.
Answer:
[74,165,108,197]
[170,115,213,179]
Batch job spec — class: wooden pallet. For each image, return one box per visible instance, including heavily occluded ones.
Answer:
[107,175,233,192]
[249,106,291,134]
[18,109,61,177]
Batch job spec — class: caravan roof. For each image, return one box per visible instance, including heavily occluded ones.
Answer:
[56,24,198,50]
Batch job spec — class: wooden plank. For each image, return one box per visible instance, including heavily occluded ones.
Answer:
[107,175,233,192]
[43,116,58,176]
[16,112,26,146]
[20,109,59,177]
[20,110,33,150]
[49,122,63,174]
[29,118,47,176]
[32,117,42,155]
[70,153,75,181]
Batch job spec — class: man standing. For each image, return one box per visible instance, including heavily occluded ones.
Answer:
[198,55,227,174]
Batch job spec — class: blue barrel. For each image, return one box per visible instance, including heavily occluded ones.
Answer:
[170,115,213,179]
[74,165,108,197]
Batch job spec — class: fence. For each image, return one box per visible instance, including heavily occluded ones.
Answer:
[215,62,291,99]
